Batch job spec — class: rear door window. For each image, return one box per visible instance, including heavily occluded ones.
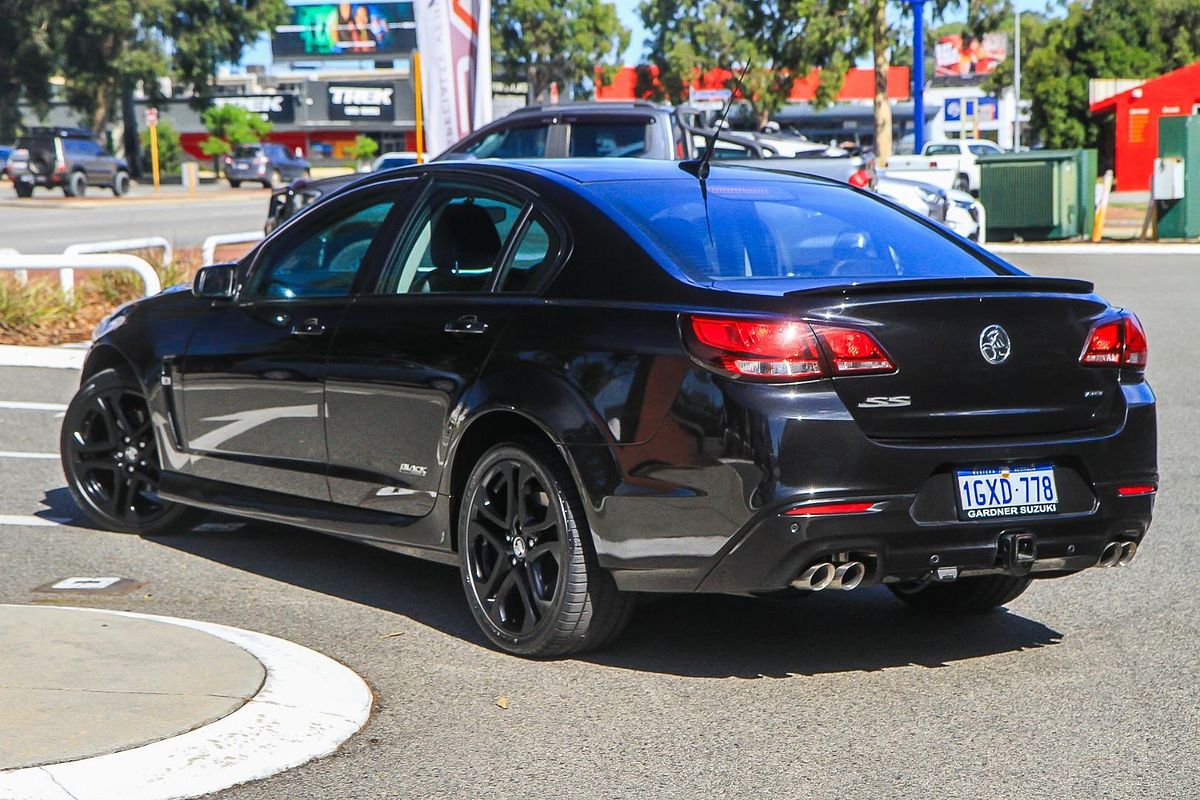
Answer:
[497,215,561,293]
[567,121,649,158]
[458,125,549,159]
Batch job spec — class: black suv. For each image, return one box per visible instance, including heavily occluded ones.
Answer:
[6,127,131,198]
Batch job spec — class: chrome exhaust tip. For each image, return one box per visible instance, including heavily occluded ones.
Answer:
[1098,541,1123,568]
[830,561,866,591]
[793,562,836,591]
[1118,541,1139,567]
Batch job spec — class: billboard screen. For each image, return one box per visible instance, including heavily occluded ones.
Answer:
[935,32,1007,78]
[274,1,416,58]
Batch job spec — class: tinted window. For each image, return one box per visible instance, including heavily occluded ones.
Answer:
[248,196,396,299]
[924,144,960,156]
[382,190,522,294]
[458,126,548,159]
[568,121,648,158]
[498,215,559,292]
[64,139,102,157]
[967,143,1000,156]
[235,145,263,159]
[589,178,1002,283]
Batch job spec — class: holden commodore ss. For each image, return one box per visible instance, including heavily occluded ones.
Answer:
[61,159,1156,657]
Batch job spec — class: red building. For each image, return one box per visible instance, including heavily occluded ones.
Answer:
[596,65,911,103]
[1090,61,1200,192]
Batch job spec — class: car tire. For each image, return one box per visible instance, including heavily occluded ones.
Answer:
[112,170,130,197]
[458,441,634,657]
[64,171,86,197]
[14,182,33,198]
[61,368,206,536]
[888,574,1032,614]
[229,179,241,188]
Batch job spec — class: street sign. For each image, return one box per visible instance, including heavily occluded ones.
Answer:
[144,107,158,126]
[944,97,998,123]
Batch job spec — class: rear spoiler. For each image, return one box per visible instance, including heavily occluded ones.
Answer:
[785,275,1095,298]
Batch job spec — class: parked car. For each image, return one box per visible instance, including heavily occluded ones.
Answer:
[887,138,1005,193]
[439,101,875,188]
[369,151,420,171]
[65,158,1156,658]
[263,173,359,233]
[0,145,10,181]
[875,174,949,223]
[946,188,985,242]
[223,143,309,189]
[6,127,130,198]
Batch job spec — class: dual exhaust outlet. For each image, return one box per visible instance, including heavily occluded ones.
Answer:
[1098,540,1138,568]
[792,560,866,592]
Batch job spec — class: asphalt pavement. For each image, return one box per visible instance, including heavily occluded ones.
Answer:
[0,252,1197,798]
[0,186,268,254]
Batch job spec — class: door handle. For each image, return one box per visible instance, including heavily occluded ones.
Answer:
[444,315,489,335]
[290,317,326,337]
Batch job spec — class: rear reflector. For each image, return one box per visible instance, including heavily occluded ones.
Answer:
[685,316,894,382]
[1081,312,1148,369]
[785,501,878,516]
[1116,485,1156,497]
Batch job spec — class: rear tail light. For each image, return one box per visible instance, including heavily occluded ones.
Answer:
[1081,312,1148,370]
[685,316,895,382]
[928,160,938,168]
[848,169,871,188]
[785,501,879,516]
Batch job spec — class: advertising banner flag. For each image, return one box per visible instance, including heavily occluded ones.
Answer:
[413,0,492,156]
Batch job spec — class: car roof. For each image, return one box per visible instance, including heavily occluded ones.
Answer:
[505,101,669,118]
[424,158,841,187]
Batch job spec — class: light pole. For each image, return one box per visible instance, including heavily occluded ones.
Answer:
[909,0,928,152]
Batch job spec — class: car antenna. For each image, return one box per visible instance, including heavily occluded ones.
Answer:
[680,60,751,251]
[680,60,751,181]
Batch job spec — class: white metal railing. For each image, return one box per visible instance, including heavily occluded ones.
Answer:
[0,254,162,298]
[202,231,263,266]
[59,237,174,298]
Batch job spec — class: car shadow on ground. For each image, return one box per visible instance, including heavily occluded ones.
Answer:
[40,489,1063,678]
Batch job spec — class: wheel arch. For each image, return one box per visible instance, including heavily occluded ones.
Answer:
[443,407,619,555]
[80,343,138,384]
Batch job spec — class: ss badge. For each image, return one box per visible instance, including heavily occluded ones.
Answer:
[858,396,911,408]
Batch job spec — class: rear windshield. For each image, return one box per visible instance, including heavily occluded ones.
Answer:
[457,125,548,159]
[234,146,264,158]
[588,177,1001,283]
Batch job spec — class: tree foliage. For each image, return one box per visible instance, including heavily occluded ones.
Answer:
[346,134,380,165]
[492,0,631,101]
[1017,0,1200,149]
[0,0,59,140]
[638,0,855,123]
[199,103,272,158]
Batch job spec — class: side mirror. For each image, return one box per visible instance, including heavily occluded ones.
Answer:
[192,264,238,299]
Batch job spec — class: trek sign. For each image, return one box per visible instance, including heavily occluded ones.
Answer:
[327,83,396,121]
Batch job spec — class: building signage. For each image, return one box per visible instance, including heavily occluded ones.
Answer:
[944,97,998,123]
[327,83,396,121]
[212,94,297,124]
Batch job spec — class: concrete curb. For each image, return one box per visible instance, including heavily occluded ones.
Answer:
[0,345,85,370]
[989,243,1200,255]
[0,606,373,800]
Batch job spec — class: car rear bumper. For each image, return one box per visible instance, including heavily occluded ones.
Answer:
[592,381,1157,594]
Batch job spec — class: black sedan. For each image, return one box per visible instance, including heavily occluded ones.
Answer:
[61,159,1157,657]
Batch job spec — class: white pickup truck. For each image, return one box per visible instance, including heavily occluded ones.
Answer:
[886,139,1005,193]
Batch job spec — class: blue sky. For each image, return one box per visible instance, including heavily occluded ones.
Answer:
[241,0,1057,70]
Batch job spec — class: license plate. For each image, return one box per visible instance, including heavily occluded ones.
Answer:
[955,464,1059,520]
[236,161,249,170]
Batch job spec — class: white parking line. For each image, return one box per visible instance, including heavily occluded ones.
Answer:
[0,515,69,527]
[0,451,59,460]
[0,606,373,800]
[0,401,68,412]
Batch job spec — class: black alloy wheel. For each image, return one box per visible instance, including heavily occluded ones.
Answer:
[61,368,203,535]
[459,442,633,657]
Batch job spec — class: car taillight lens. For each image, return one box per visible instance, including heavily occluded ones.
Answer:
[785,501,879,516]
[685,316,895,382]
[849,169,871,188]
[811,325,896,375]
[1081,312,1147,370]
